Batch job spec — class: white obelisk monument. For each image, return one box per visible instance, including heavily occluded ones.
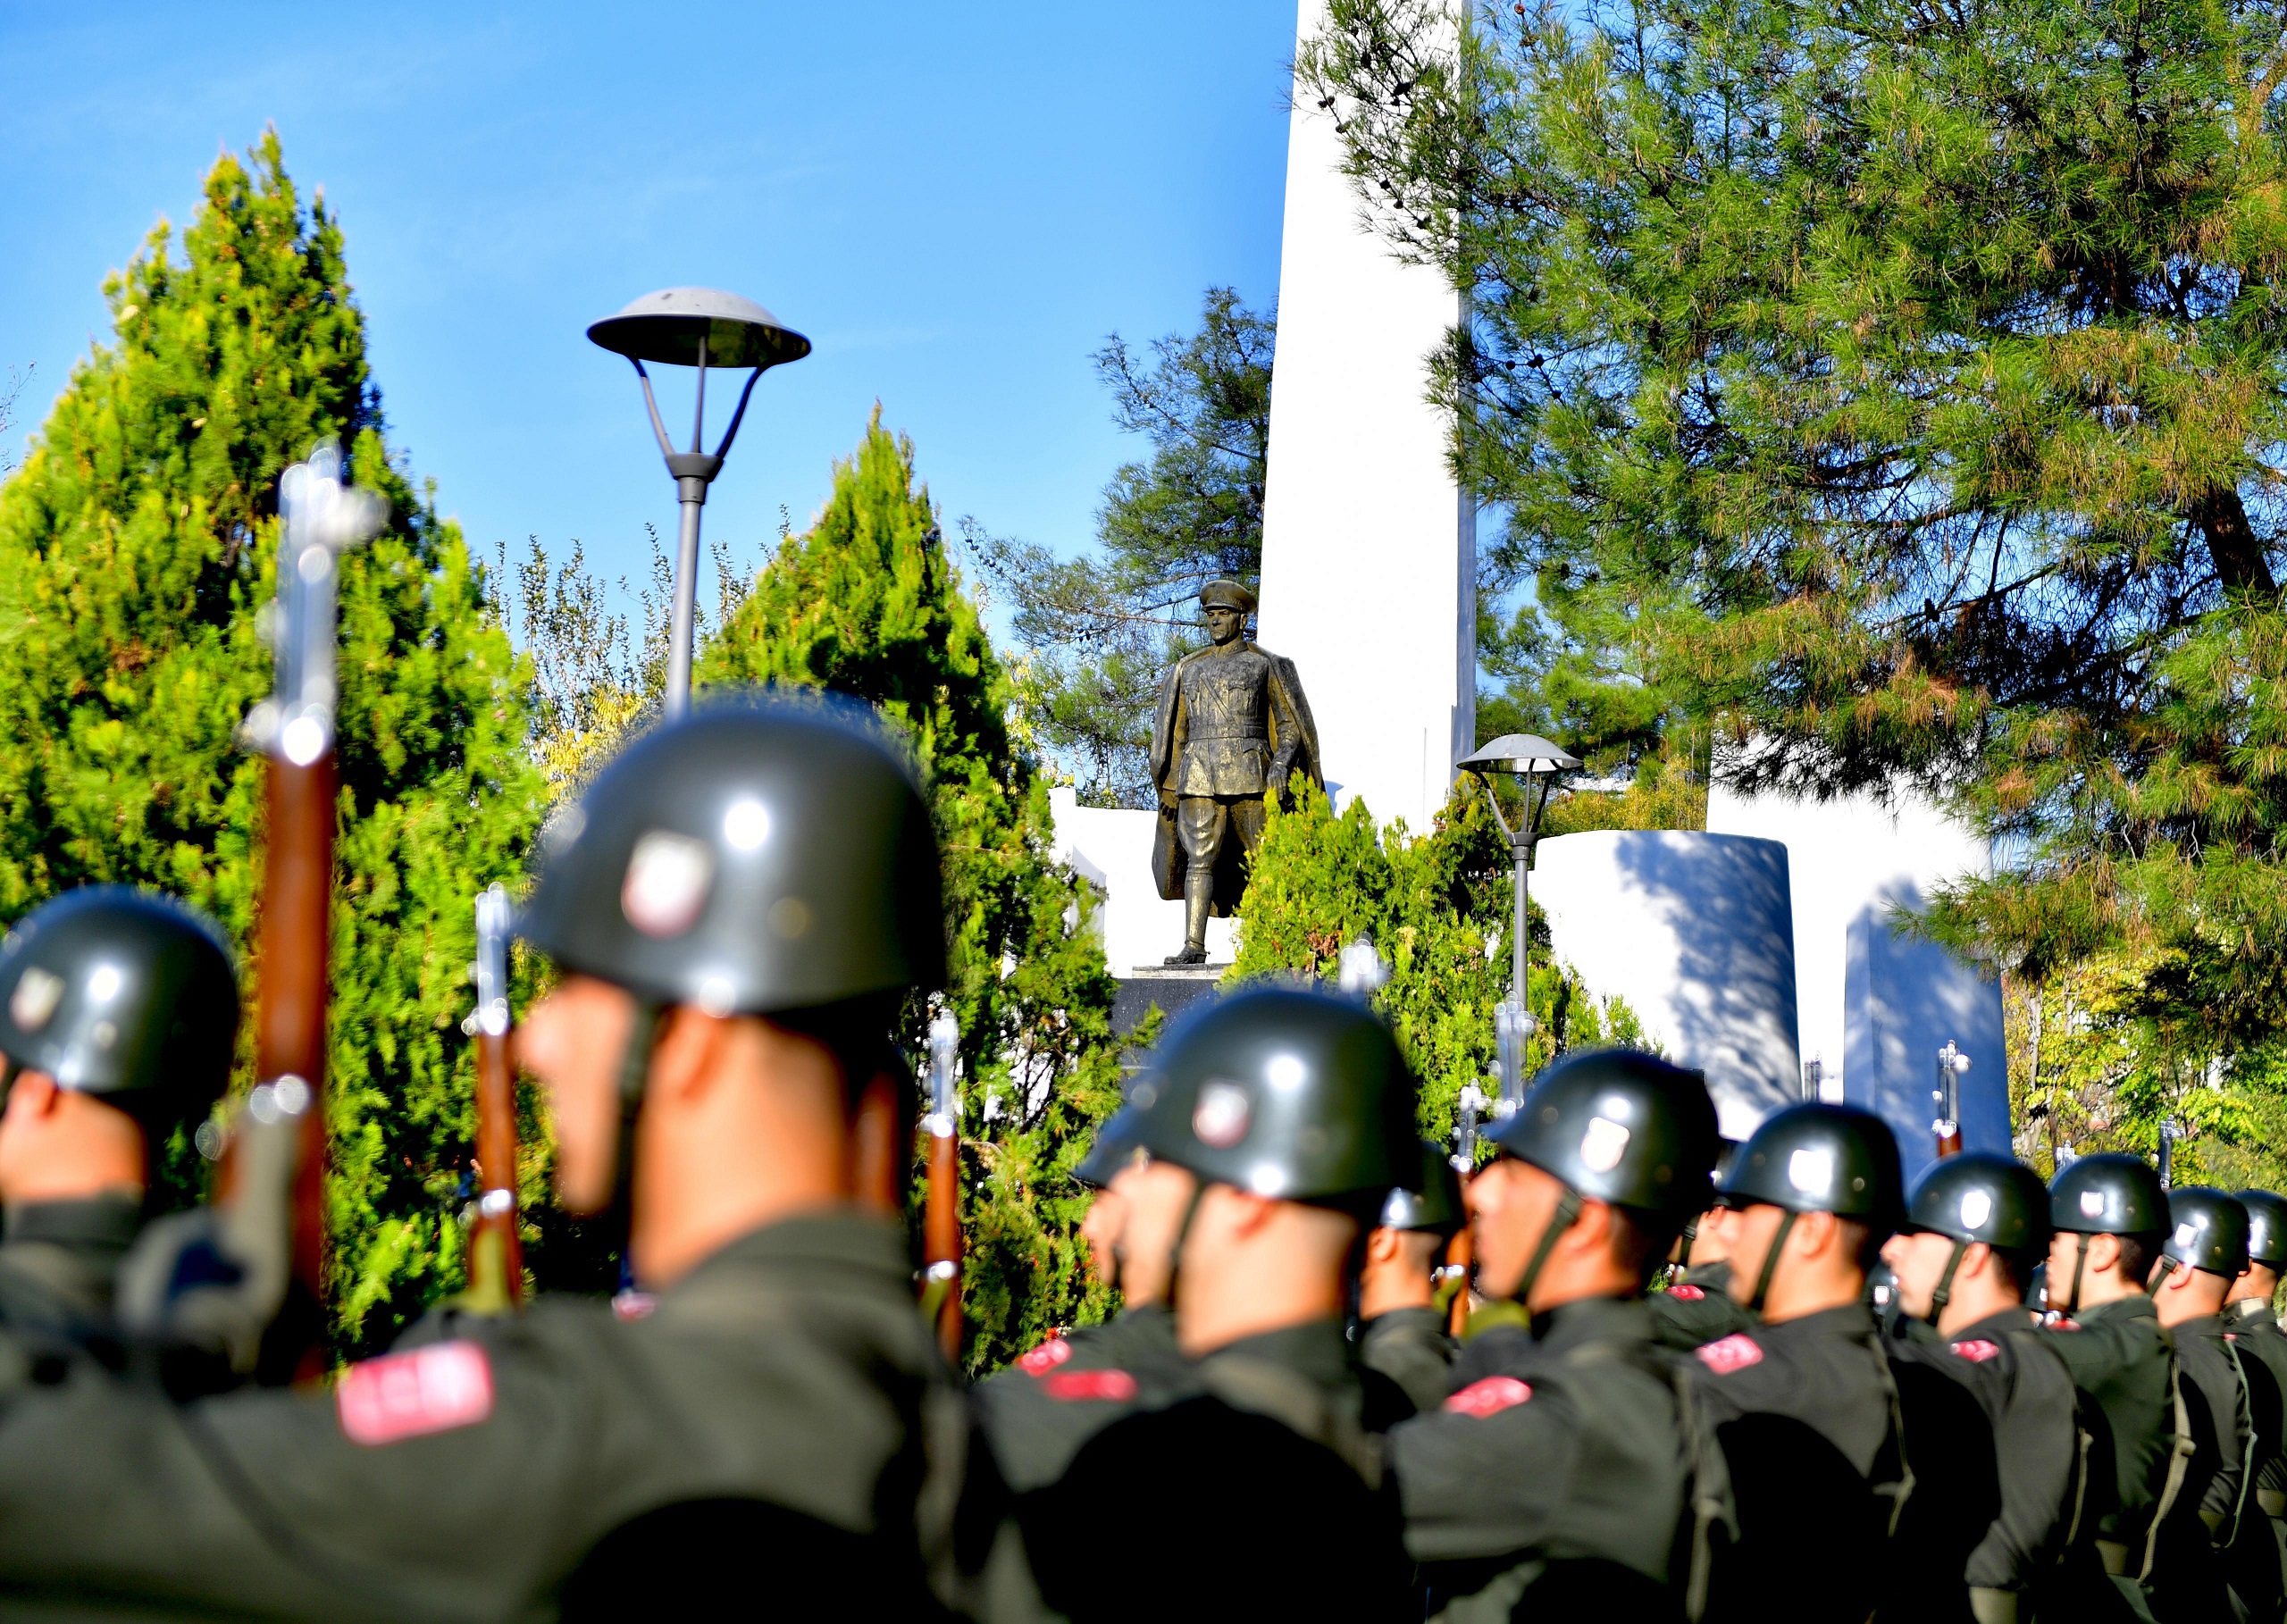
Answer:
[1254,0,1474,834]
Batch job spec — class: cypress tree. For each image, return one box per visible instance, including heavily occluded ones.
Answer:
[0,133,546,1352]
[698,410,1124,1371]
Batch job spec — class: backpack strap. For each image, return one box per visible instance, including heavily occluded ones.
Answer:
[1869,1341,1916,1539]
[2140,1344,2199,1585]
[1666,1355,1738,1623]
[2219,1335,2258,1550]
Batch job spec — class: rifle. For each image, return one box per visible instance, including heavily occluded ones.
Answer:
[237,441,385,1377]
[1931,1041,1970,1160]
[920,1009,962,1360]
[462,884,522,1312]
[1441,1078,1490,1336]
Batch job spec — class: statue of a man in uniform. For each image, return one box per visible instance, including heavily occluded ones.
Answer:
[1149,580,1322,965]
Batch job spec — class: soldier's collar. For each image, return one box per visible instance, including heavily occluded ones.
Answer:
[2229,1298,2277,1325]
[1530,1292,1650,1353]
[2078,1290,2158,1324]
[1195,1315,1351,1390]
[3,1192,144,1254]
[666,1209,913,1297]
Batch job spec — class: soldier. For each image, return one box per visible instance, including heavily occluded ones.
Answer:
[1146,579,1320,964]
[0,695,992,1620]
[1694,1102,1999,1623]
[2151,1186,2279,1621]
[991,985,1418,1622]
[2225,1189,2287,1594]
[1881,1151,2098,1622]
[2040,1153,2219,1621]
[1356,1137,1464,1419]
[1648,1139,1759,1352]
[1379,1048,1722,1619]
[0,887,237,1347]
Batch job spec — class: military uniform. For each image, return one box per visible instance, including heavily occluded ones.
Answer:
[1647,1259,1757,1352]
[1359,1306,1455,1419]
[2227,1297,2287,1605]
[974,1303,1181,1494]
[0,1213,975,1620]
[0,1194,142,1348]
[1393,1297,1697,1621]
[2041,1295,2219,1620]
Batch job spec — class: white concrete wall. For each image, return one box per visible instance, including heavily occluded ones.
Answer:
[1048,788,1237,975]
[1255,0,1471,838]
[1706,777,1990,1099]
[1533,831,1804,1139]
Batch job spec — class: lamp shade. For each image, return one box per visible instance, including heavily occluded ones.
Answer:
[1456,733,1582,776]
[587,287,811,370]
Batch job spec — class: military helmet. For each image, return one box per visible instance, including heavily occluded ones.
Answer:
[1074,1105,1146,1191]
[0,887,239,1130]
[1722,1102,1905,1228]
[1380,1139,1465,1235]
[2049,1153,2166,1237]
[1906,1152,2051,1255]
[1489,1048,1721,1219]
[1125,986,1419,1204]
[2164,1187,2251,1278]
[518,694,945,1015]
[2238,1190,2287,1268]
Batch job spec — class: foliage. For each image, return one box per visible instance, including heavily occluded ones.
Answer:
[1230,779,1648,1142]
[974,289,1274,808]
[1303,0,2287,1052]
[696,410,1124,1372]
[0,134,548,1354]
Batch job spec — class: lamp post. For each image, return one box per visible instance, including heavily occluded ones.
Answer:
[1456,733,1582,1114]
[588,287,811,716]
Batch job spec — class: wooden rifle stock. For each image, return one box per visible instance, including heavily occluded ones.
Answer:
[240,443,384,1377]
[1444,1226,1473,1338]
[464,885,521,1311]
[921,1010,962,1361]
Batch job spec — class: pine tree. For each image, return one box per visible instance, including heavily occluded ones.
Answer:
[1305,0,2287,1054]
[698,410,1124,1372]
[0,133,547,1352]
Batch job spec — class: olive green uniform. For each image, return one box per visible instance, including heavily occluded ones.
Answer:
[1387,1295,1696,1621]
[1894,1307,2101,1618]
[0,1195,142,1349]
[986,1318,1411,1623]
[1359,1305,1455,1419]
[2227,1299,2287,1610]
[0,1213,976,1621]
[1646,1260,1757,1353]
[2175,1311,2283,1621]
[973,1304,1182,1494]
[2040,1294,2223,1621]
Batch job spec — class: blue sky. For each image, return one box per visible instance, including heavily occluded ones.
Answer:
[0,1,1295,632]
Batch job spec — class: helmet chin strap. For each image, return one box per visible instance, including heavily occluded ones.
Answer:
[2062,1232,2088,1315]
[1511,1188,1585,1319]
[1926,1239,1970,1328]
[1747,1209,1799,1316]
[1162,1177,1211,1315]
[607,1002,663,1291]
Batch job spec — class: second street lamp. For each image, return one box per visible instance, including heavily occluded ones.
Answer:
[587,287,811,716]
[1456,732,1582,1114]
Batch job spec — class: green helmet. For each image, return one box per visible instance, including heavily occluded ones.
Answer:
[2049,1153,2166,1237]
[0,887,239,1133]
[1906,1153,2051,1254]
[1722,1103,1906,1229]
[518,693,945,1015]
[2238,1190,2287,1268]
[1380,1140,1465,1235]
[2164,1187,2251,1278]
[1489,1048,1721,1220]
[1074,1106,1146,1190]
[1125,986,1419,1204]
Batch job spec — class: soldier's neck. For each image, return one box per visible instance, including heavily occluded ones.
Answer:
[2227,1266,2280,1307]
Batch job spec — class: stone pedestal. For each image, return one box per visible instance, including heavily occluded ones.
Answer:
[1111,964,1225,1042]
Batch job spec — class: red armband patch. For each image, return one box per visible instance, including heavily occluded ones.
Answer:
[1042,1369,1137,1403]
[1444,1376,1533,1417]
[2048,1318,2081,1332]
[1018,1337,1074,1377]
[1695,1334,1764,1376]
[338,1341,494,1446]
[1948,1339,2002,1363]
[1667,1284,1706,1302]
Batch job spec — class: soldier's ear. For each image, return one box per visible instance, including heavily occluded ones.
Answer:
[2,1069,59,1123]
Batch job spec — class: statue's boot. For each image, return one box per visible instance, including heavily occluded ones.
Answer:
[1166,872,1214,965]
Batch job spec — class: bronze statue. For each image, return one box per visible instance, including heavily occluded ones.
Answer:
[1149,580,1322,964]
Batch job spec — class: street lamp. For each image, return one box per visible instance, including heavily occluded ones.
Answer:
[588,287,811,716]
[1456,733,1581,1113]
